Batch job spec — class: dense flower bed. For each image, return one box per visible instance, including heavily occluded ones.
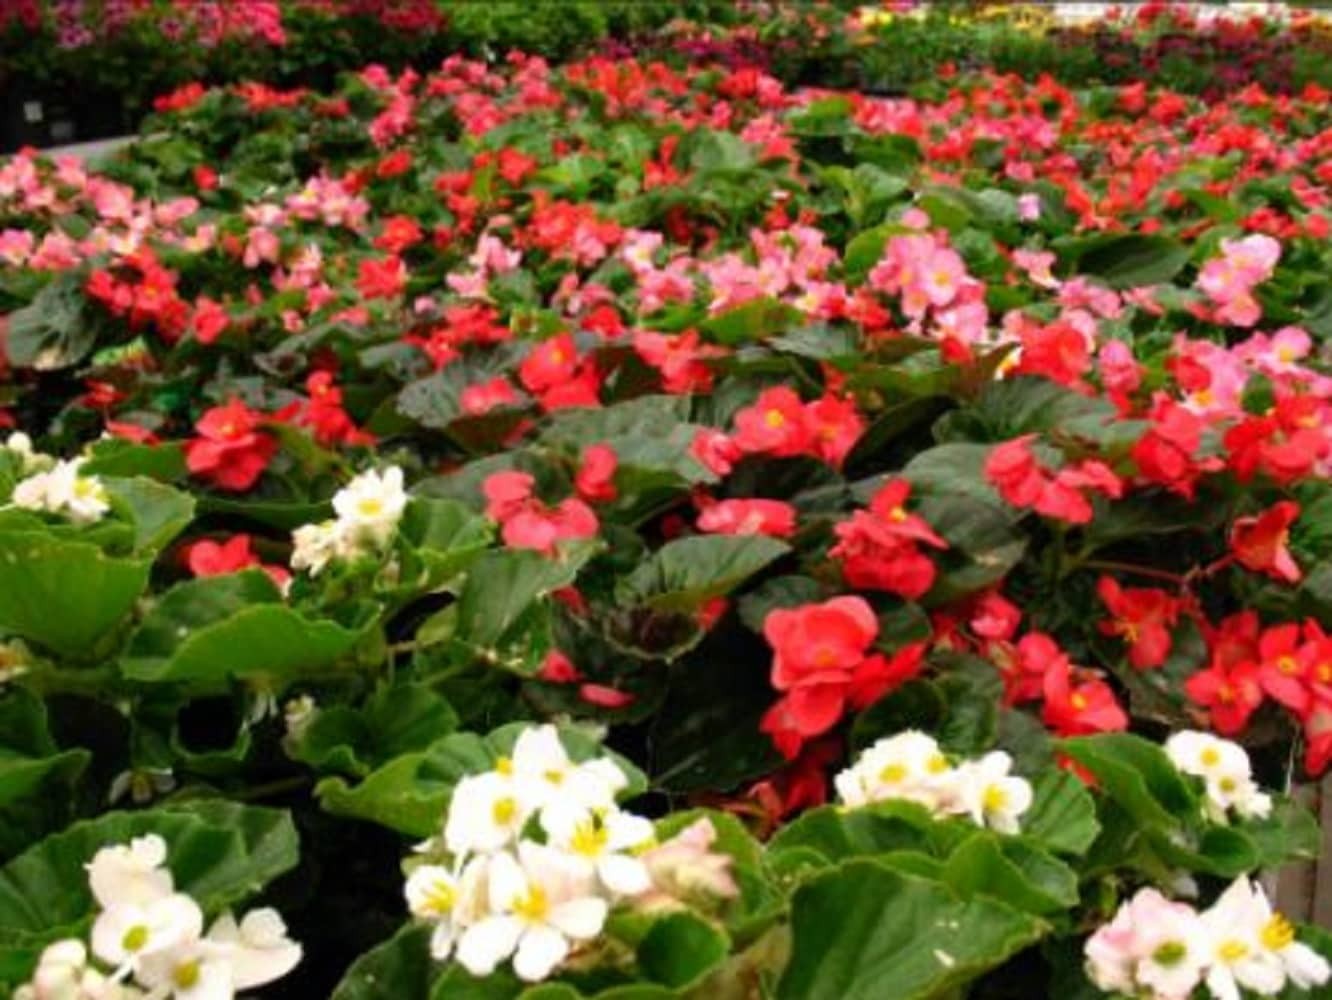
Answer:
[2,50,1332,998]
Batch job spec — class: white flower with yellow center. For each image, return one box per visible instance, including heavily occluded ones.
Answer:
[332,466,407,549]
[12,459,109,524]
[952,751,1033,835]
[834,730,954,812]
[406,858,489,961]
[289,520,344,577]
[445,771,535,856]
[509,726,627,812]
[90,893,203,979]
[539,802,654,897]
[1164,731,1271,824]
[1202,877,1330,1000]
[456,842,608,983]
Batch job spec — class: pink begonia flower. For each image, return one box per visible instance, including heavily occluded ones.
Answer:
[1013,248,1060,289]
[1017,192,1041,220]
[633,819,739,912]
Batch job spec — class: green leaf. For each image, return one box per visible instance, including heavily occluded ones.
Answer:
[292,683,460,777]
[1057,733,1199,832]
[637,912,730,990]
[330,923,438,1000]
[777,860,1046,1000]
[942,833,1078,917]
[616,535,789,613]
[399,497,494,585]
[453,543,598,671]
[0,529,151,657]
[121,570,374,685]
[0,802,297,982]
[1062,233,1191,290]
[701,298,803,346]
[80,440,187,482]
[0,688,90,858]
[915,495,1026,604]
[4,271,94,370]
[103,476,196,553]
[767,801,966,867]
[1020,769,1100,857]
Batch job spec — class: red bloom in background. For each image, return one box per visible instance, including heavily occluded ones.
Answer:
[1096,576,1179,669]
[633,329,722,394]
[1185,661,1263,735]
[696,498,797,538]
[191,297,230,345]
[1230,501,1302,584]
[574,443,618,504]
[1041,656,1129,737]
[985,435,1046,507]
[804,393,865,468]
[733,387,811,457]
[460,377,520,416]
[1224,397,1329,485]
[356,255,406,300]
[985,436,1121,524]
[1256,623,1310,715]
[691,428,742,477]
[184,399,277,492]
[1131,398,1219,498]
[519,332,579,394]
[760,596,924,758]
[481,470,599,555]
[187,534,259,576]
[830,479,947,599]
[373,215,423,254]
[185,533,289,589]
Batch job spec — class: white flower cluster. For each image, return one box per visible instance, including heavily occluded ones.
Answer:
[1164,731,1272,825]
[16,834,300,1000]
[290,466,407,576]
[834,730,1034,834]
[9,433,109,527]
[405,725,653,983]
[1085,878,1329,1000]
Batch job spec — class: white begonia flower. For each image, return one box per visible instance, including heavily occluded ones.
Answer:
[282,695,318,749]
[203,908,304,991]
[456,842,608,983]
[508,725,627,812]
[1131,894,1212,1000]
[445,770,534,856]
[134,939,234,1000]
[87,834,174,909]
[91,893,204,978]
[290,520,344,577]
[4,431,51,474]
[834,730,953,812]
[952,751,1033,835]
[15,938,142,1000]
[1164,731,1272,824]
[539,801,654,896]
[12,459,109,524]
[331,466,407,550]
[406,858,490,961]
[1202,877,1331,1000]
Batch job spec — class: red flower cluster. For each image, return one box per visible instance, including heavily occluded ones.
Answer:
[184,533,290,589]
[829,479,947,599]
[183,399,278,492]
[760,596,925,758]
[696,498,797,538]
[1097,576,1180,670]
[86,249,189,340]
[1230,501,1303,584]
[482,470,599,555]
[730,386,864,469]
[984,434,1123,523]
